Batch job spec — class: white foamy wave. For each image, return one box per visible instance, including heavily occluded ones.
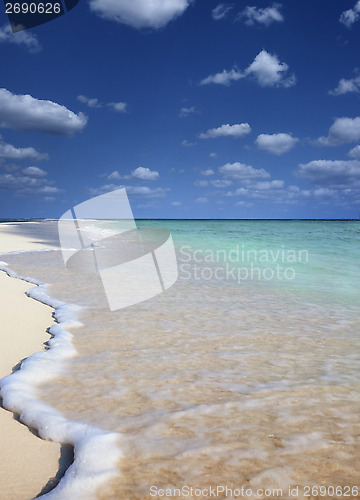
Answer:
[0,261,122,499]
[79,225,119,242]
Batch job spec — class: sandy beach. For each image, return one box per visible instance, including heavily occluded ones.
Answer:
[0,223,62,500]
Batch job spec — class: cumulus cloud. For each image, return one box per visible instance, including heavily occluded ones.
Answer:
[0,136,48,160]
[316,117,360,146]
[200,50,295,88]
[246,50,295,87]
[0,88,87,135]
[131,166,159,181]
[200,169,215,176]
[195,197,208,203]
[107,102,127,113]
[181,139,197,147]
[218,162,270,179]
[90,184,169,198]
[256,133,298,155]
[329,76,360,95]
[349,145,360,159]
[200,67,243,86]
[237,3,284,26]
[107,166,159,181]
[199,123,251,139]
[89,0,190,29]
[22,166,47,177]
[296,159,360,186]
[0,24,41,53]
[77,95,102,108]
[254,180,284,189]
[212,3,233,20]
[179,106,198,118]
[340,1,360,28]
[210,179,233,188]
[77,95,127,113]
[0,165,60,198]
[194,180,208,187]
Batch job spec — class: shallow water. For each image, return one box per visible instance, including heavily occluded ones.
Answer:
[1,220,360,499]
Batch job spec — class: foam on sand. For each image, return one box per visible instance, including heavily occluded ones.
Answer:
[0,260,122,499]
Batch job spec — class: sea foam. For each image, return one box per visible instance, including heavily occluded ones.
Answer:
[0,260,122,499]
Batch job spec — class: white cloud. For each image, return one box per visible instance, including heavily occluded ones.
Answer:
[77,95,102,108]
[131,166,159,181]
[238,3,284,26]
[107,102,127,113]
[194,180,208,187]
[218,162,270,179]
[200,67,243,86]
[199,123,251,139]
[77,95,127,113]
[179,106,198,118]
[195,197,208,203]
[256,133,298,155]
[296,159,360,186]
[254,180,284,190]
[0,136,48,160]
[349,145,360,159]
[210,179,233,188]
[89,0,190,29]
[181,139,197,147]
[200,169,215,176]
[90,184,169,198]
[0,88,87,135]
[107,166,159,181]
[0,24,41,53]
[200,50,295,88]
[22,166,47,177]
[172,201,181,206]
[340,1,360,28]
[329,76,360,95]
[0,167,60,198]
[209,152,218,158]
[316,117,360,146]
[246,50,296,88]
[212,3,233,20]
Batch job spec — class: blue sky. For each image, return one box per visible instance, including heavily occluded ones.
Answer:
[1,0,360,219]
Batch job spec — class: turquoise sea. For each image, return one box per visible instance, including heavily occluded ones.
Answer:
[0,220,359,499]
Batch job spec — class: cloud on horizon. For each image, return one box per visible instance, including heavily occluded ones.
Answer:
[0,164,61,198]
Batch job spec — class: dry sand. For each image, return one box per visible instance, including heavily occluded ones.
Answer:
[0,223,62,500]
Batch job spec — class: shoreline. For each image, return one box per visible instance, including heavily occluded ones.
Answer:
[0,223,67,499]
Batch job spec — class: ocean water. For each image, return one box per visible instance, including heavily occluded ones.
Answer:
[1,220,360,499]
